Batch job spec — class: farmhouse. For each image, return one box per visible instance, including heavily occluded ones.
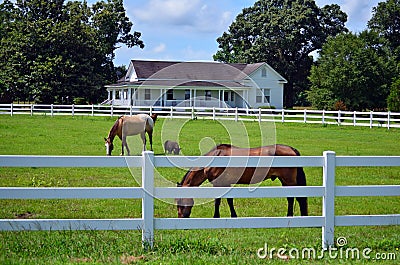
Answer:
[105,60,287,109]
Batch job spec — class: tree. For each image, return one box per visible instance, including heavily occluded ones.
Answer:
[387,77,400,111]
[308,31,397,110]
[368,0,400,59]
[213,0,348,107]
[0,0,143,104]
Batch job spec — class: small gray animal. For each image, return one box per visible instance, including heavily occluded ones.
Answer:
[164,140,180,155]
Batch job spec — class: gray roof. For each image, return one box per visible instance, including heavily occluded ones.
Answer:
[108,60,274,88]
[129,60,264,80]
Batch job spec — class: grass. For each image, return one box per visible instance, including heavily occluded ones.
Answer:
[0,115,399,264]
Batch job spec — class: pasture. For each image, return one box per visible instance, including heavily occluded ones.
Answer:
[0,115,399,264]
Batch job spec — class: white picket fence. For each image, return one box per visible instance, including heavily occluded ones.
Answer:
[0,152,399,249]
[1,103,400,129]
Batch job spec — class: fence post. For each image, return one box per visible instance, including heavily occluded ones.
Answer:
[72,104,75,117]
[281,109,285,123]
[258,108,262,123]
[304,109,307,123]
[322,151,336,249]
[30,104,33,116]
[235,107,238,122]
[51,104,54,117]
[142,151,155,249]
[370,111,373,128]
[212,107,215,120]
[322,110,325,125]
[337,110,341,126]
[10,103,13,116]
[91,104,94,117]
[387,111,391,130]
[353,111,356,126]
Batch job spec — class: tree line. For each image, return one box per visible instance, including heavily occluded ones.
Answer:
[0,0,143,104]
[1,0,399,111]
[214,0,400,111]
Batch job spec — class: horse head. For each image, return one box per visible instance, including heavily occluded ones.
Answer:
[104,137,114,156]
[175,183,194,218]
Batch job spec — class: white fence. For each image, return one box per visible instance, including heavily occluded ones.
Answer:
[1,103,400,129]
[0,152,399,249]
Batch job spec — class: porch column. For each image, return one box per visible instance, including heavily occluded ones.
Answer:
[218,89,221,108]
[193,89,197,107]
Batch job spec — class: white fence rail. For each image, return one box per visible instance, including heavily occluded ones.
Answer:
[0,152,399,249]
[1,104,400,129]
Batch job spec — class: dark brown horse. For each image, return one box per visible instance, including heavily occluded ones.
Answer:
[176,144,308,218]
[104,113,157,155]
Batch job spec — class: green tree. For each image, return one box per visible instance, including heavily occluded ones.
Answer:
[387,77,400,111]
[213,0,347,107]
[308,31,397,110]
[0,0,143,104]
[368,0,400,59]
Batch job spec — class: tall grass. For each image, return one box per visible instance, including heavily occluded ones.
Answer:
[0,115,399,264]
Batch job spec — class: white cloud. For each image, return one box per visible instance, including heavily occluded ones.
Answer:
[153,43,166,53]
[132,0,233,33]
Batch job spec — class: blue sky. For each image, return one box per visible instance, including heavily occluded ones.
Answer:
[112,0,382,66]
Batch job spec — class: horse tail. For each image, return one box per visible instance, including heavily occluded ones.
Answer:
[296,167,307,186]
[291,146,308,216]
[146,115,154,129]
[287,146,306,186]
[150,113,158,124]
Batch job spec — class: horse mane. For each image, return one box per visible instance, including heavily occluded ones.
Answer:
[107,116,123,141]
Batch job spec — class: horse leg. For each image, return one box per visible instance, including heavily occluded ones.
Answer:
[140,132,146,151]
[227,198,237,218]
[296,197,308,216]
[121,136,125,156]
[286,197,294,216]
[148,130,153,151]
[213,198,221,218]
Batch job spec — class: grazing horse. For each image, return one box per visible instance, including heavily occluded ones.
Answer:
[104,114,157,156]
[176,144,308,218]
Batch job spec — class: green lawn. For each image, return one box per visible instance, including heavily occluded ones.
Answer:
[0,115,399,264]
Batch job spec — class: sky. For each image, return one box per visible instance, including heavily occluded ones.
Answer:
[111,0,382,66]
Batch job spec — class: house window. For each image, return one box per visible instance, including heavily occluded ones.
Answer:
[256,90,262,103]
[145,89,151,100]
[261,68,267,77]
[185,89,190,100]
[205,90,211,100]
[263,89,271,103]
[224,91,229,101]
[231,92,235,102]
[256,89,270,103]
[167,89,174,100]
[115,90,121,100]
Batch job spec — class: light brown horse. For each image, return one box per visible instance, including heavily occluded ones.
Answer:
[104,113,157,155]
[176,144,308,218]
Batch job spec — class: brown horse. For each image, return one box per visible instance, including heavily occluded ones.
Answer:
[176,144,308,218]
[104,113,157,155]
